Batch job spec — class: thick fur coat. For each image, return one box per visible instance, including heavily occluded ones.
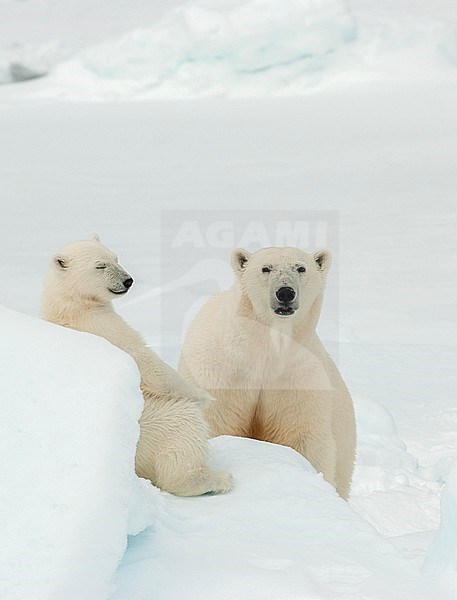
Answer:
[41,236,232,497]
[179,247,356,499]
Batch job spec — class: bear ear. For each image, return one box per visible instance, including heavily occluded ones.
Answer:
[231,248,251,275]
[89,233,101,243]
[54,255,68,270]
[314,249,332,273]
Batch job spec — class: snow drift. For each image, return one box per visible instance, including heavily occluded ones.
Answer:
[351,396,443,539]
[51,0,356,100]
[113,435,445,600]
[0,305,153,600]
[423,459,457,594]
[0,305,449,599]
[0,0,356,94]
[1,0,455,99]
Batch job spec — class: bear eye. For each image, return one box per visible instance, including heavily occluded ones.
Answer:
[262,266,271,273]
[297,266,306,273]
[96,264,106,270]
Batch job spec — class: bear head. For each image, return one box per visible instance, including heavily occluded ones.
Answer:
[231,246,331,322]
[50,234,134,302]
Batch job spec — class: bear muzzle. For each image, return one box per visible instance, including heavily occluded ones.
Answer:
[109,275,134,295]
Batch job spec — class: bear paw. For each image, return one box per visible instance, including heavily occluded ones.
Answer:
[171,469,233,497]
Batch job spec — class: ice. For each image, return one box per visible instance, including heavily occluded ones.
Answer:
[1,0,456,99]
[58,0,356,100]
[422,460,457,593]
[112,436,446,600]
[0,0,357,96]
[0,41,58,84]
[0,0,457,597]
[0,0,184,85]
[351,395,443,538]
[0,305,154,600]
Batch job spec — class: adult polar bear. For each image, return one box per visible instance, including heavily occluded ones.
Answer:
[179,247,356,499]
[41,235,232,497]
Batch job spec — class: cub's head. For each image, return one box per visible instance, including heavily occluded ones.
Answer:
[50,234,133,302]
[231,246,331,321]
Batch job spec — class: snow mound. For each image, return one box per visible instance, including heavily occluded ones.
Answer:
[2,0,456,99]
[113,435,446,599]
[351,396,442,538]
[0,305,154,600]
[423,459,457,593]
[34,0,357,100]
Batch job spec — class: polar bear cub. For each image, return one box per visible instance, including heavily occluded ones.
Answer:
[41,235,232,497]
[179,247,356,499]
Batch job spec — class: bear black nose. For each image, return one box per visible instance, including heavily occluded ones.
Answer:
[276,287,296,303]
[123,277,134,289]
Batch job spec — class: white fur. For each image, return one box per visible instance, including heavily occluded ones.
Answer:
[41,237,232,497]
[179,247,356,499]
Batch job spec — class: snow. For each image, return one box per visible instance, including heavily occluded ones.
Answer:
[2,308,450,600]
[41,0,357,100]
[1,0,456,97]
[0,0,456,597]
[113,436,442,600]
[0,305,152,600]
[422,460,457,593]
[351,393,444,552]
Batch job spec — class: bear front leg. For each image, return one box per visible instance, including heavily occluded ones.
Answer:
[257,389,337,492]
[295,424,337,491]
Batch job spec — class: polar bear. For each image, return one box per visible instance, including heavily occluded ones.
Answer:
[179,247,356,499]
[41,235,232,497]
